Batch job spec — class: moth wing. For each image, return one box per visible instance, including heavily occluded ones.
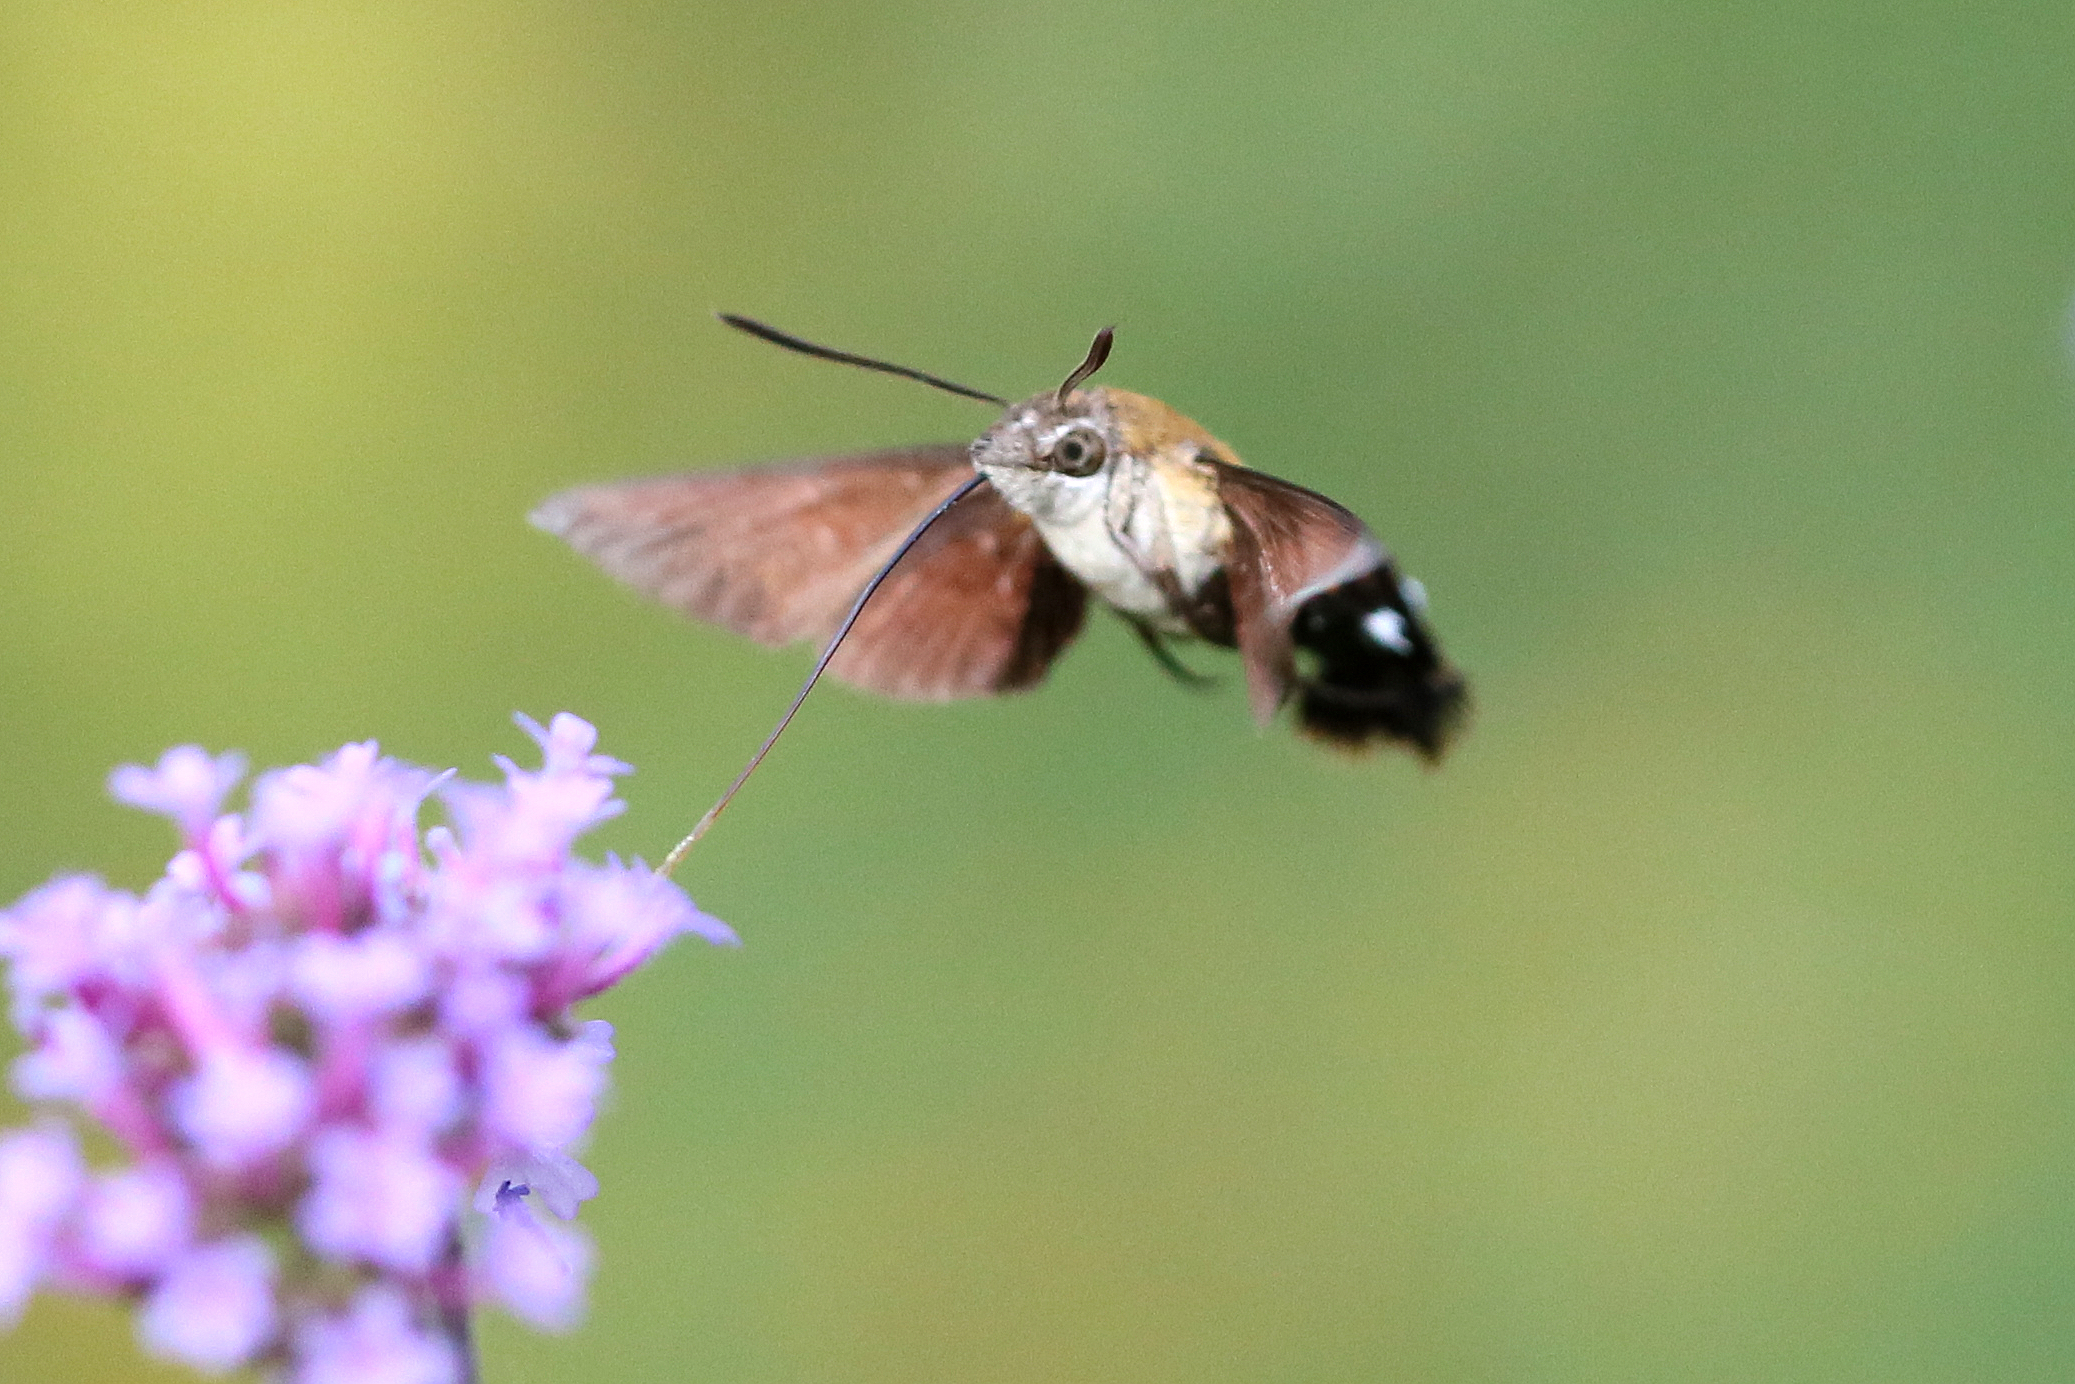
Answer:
[1210,463,1387,723]
[532,445,1086,701]
[830,483,1087,700]
[533,445,972,646]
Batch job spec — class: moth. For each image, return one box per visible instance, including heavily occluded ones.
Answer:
[533,317,1467,860]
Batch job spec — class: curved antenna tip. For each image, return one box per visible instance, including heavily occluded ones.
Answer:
[1057,325,1116,403]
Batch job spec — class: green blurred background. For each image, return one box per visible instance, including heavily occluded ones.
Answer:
[4,2,2074,1380]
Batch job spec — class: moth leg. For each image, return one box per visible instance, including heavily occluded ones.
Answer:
[1126,618,1219,692]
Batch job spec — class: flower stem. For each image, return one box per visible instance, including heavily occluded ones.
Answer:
[437,1226,479,1384]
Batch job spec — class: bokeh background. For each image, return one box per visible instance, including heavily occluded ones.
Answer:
[4,3,2074,1381]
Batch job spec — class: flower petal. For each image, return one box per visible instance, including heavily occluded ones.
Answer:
[297,1126,460,1274]
[108,748,246,838]
[293,1285,458,1384]
[76,1160,193,1277]
[136,1235,277,1373]
[481,1024,611,1154]
[481,1210,592,1332]
[170,1048,314,1169]
[0,1124,83,1325]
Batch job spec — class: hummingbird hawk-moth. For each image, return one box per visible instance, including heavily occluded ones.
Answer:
[532,316,1467,860]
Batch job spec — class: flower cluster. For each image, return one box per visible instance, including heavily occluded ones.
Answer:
[0,715,733,1380]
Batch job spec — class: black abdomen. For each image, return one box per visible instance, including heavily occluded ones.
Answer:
[1291,567,1467,758]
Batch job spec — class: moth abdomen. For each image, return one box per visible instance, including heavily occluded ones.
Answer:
[1290,568,1467,760]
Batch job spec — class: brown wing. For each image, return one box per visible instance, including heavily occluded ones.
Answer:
[532,446,1086,701]
[1210,463,1387,724]
[827,483,1087,699]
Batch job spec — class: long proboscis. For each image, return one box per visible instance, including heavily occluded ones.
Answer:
[657,474,989,877]
[717,313,1008,405]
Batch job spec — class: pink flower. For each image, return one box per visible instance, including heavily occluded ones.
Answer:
[12,1007,126,1105]
[515,712,630,779]
[294,1285,458,1384]
[170,1047,315,1169]
[436,965,529,1037]
[298,1127,460,1273]
[108,747,246,841]
[291,931,430,1023]
[136,1235,277,1372]
[0,1125,83,1325]
[445,712,631,870]
[481,1020,614,1154]
[423,866,555,963]
[0,714,732,1374]
[0,877,123,1022]
[193,935,289,1037]
[555,856,738,1002]
[442,777,621,871]
[250,743,428,858]
[480,1202,594,1332]
[370,1040,462,1135]
[474,1148,599,1222]
[76,1161,193,1278]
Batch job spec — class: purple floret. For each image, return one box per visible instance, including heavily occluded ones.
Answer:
[0,713,731,1376]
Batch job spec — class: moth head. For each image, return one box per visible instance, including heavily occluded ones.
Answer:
[972,325,1126,483]
[969,327,1243,526]
[970,388,1124,480]
[972,388,1241,479]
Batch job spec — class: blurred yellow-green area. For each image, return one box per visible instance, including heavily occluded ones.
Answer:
[4,3,2074,1381]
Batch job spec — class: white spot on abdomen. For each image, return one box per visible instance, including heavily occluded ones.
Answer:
[1363,607,1413,653]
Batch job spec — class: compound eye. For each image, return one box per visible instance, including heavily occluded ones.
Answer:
[1049,427,1107,477]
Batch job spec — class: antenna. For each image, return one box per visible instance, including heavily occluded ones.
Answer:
[1056,326,1115,403]
[657,474,988,877]
[717,313,1008,405]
